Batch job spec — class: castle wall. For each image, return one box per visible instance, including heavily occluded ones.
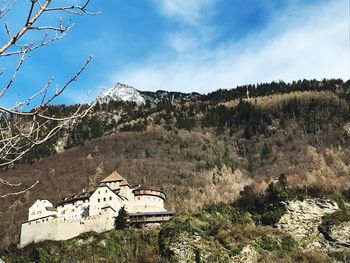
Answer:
[19,213,114,248]
[133,195,166,213]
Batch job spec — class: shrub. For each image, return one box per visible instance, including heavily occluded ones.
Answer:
[260,207,286,226]
[257,235,280,251]
[203,202,250,225]
[236,179,289,226]
[256,235,297,253]
[280,235,297,252]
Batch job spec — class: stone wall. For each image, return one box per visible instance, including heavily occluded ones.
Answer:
[19,212,114,248]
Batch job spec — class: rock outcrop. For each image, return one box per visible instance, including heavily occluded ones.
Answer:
[166,233,233,263]
[232,245,258,263]
[277,199,339,248]
[329,221,350,248]
[343,123,350,136]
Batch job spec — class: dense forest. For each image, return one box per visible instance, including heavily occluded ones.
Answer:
[19,79,350,163]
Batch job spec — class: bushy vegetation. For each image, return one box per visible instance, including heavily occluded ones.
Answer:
[254,235,297,252]
[235,175,290,226]
[2,229,165,263]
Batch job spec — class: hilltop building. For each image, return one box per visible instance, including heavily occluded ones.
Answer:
[20,171,174,247]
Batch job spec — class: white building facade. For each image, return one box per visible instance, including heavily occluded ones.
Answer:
[20,171,172,247]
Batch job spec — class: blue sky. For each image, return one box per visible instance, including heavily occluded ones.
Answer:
[1,0,349,106]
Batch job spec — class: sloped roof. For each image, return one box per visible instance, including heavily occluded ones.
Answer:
[45,207,57,212]
[57,191,92,206]
[120,178,129,186]
[101,204,116,212]
[101,171,129,186]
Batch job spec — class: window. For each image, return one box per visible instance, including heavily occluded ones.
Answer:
[105,190,108,193]
[109,197,112,201]
[98,191,100,194]
[72,209,74,212]
[98,198,100,203]
[137,197,140,200]
[103,197,106,202]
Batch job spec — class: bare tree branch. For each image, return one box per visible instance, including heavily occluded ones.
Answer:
[0,0,99,198]
[0,180,39,198]
[0,0,51,54]
[0,0,16,19]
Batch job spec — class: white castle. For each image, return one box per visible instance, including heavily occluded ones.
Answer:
[20,171,174,247]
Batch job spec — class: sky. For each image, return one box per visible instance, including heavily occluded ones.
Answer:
[0,0,349,106]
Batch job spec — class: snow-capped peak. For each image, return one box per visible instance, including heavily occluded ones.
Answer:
[96,83,145,105]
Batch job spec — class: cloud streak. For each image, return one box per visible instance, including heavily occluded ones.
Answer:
[112,1,349,93]
[154,0,219,26]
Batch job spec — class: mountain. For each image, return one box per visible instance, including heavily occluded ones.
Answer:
[96,83,203,105]
[96,83,146,105]
[1,79,350,262]
[140,90,202,103]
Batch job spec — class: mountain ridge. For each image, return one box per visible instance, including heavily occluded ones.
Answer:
[96,83,146,105]
[96,83,203,105]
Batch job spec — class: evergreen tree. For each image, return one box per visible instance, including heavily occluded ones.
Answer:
[114,206,128,230]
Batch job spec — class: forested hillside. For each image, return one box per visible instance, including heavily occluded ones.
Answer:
[1,79,350,261]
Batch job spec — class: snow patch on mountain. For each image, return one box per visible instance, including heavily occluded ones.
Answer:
[96,83,145,105]
[96,83,203,105]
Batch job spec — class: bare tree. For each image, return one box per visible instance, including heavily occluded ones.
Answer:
[0,0,98,198]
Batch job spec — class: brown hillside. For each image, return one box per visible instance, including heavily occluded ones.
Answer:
[1,119,349,247]
[0,128,251,247]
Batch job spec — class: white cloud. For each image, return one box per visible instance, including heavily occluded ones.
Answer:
[167,32,201,53]
[112,1,349,93]
[155,0,219,53]
[154,0,219,25]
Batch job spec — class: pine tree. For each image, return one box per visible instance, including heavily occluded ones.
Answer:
[114,206,128,230]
